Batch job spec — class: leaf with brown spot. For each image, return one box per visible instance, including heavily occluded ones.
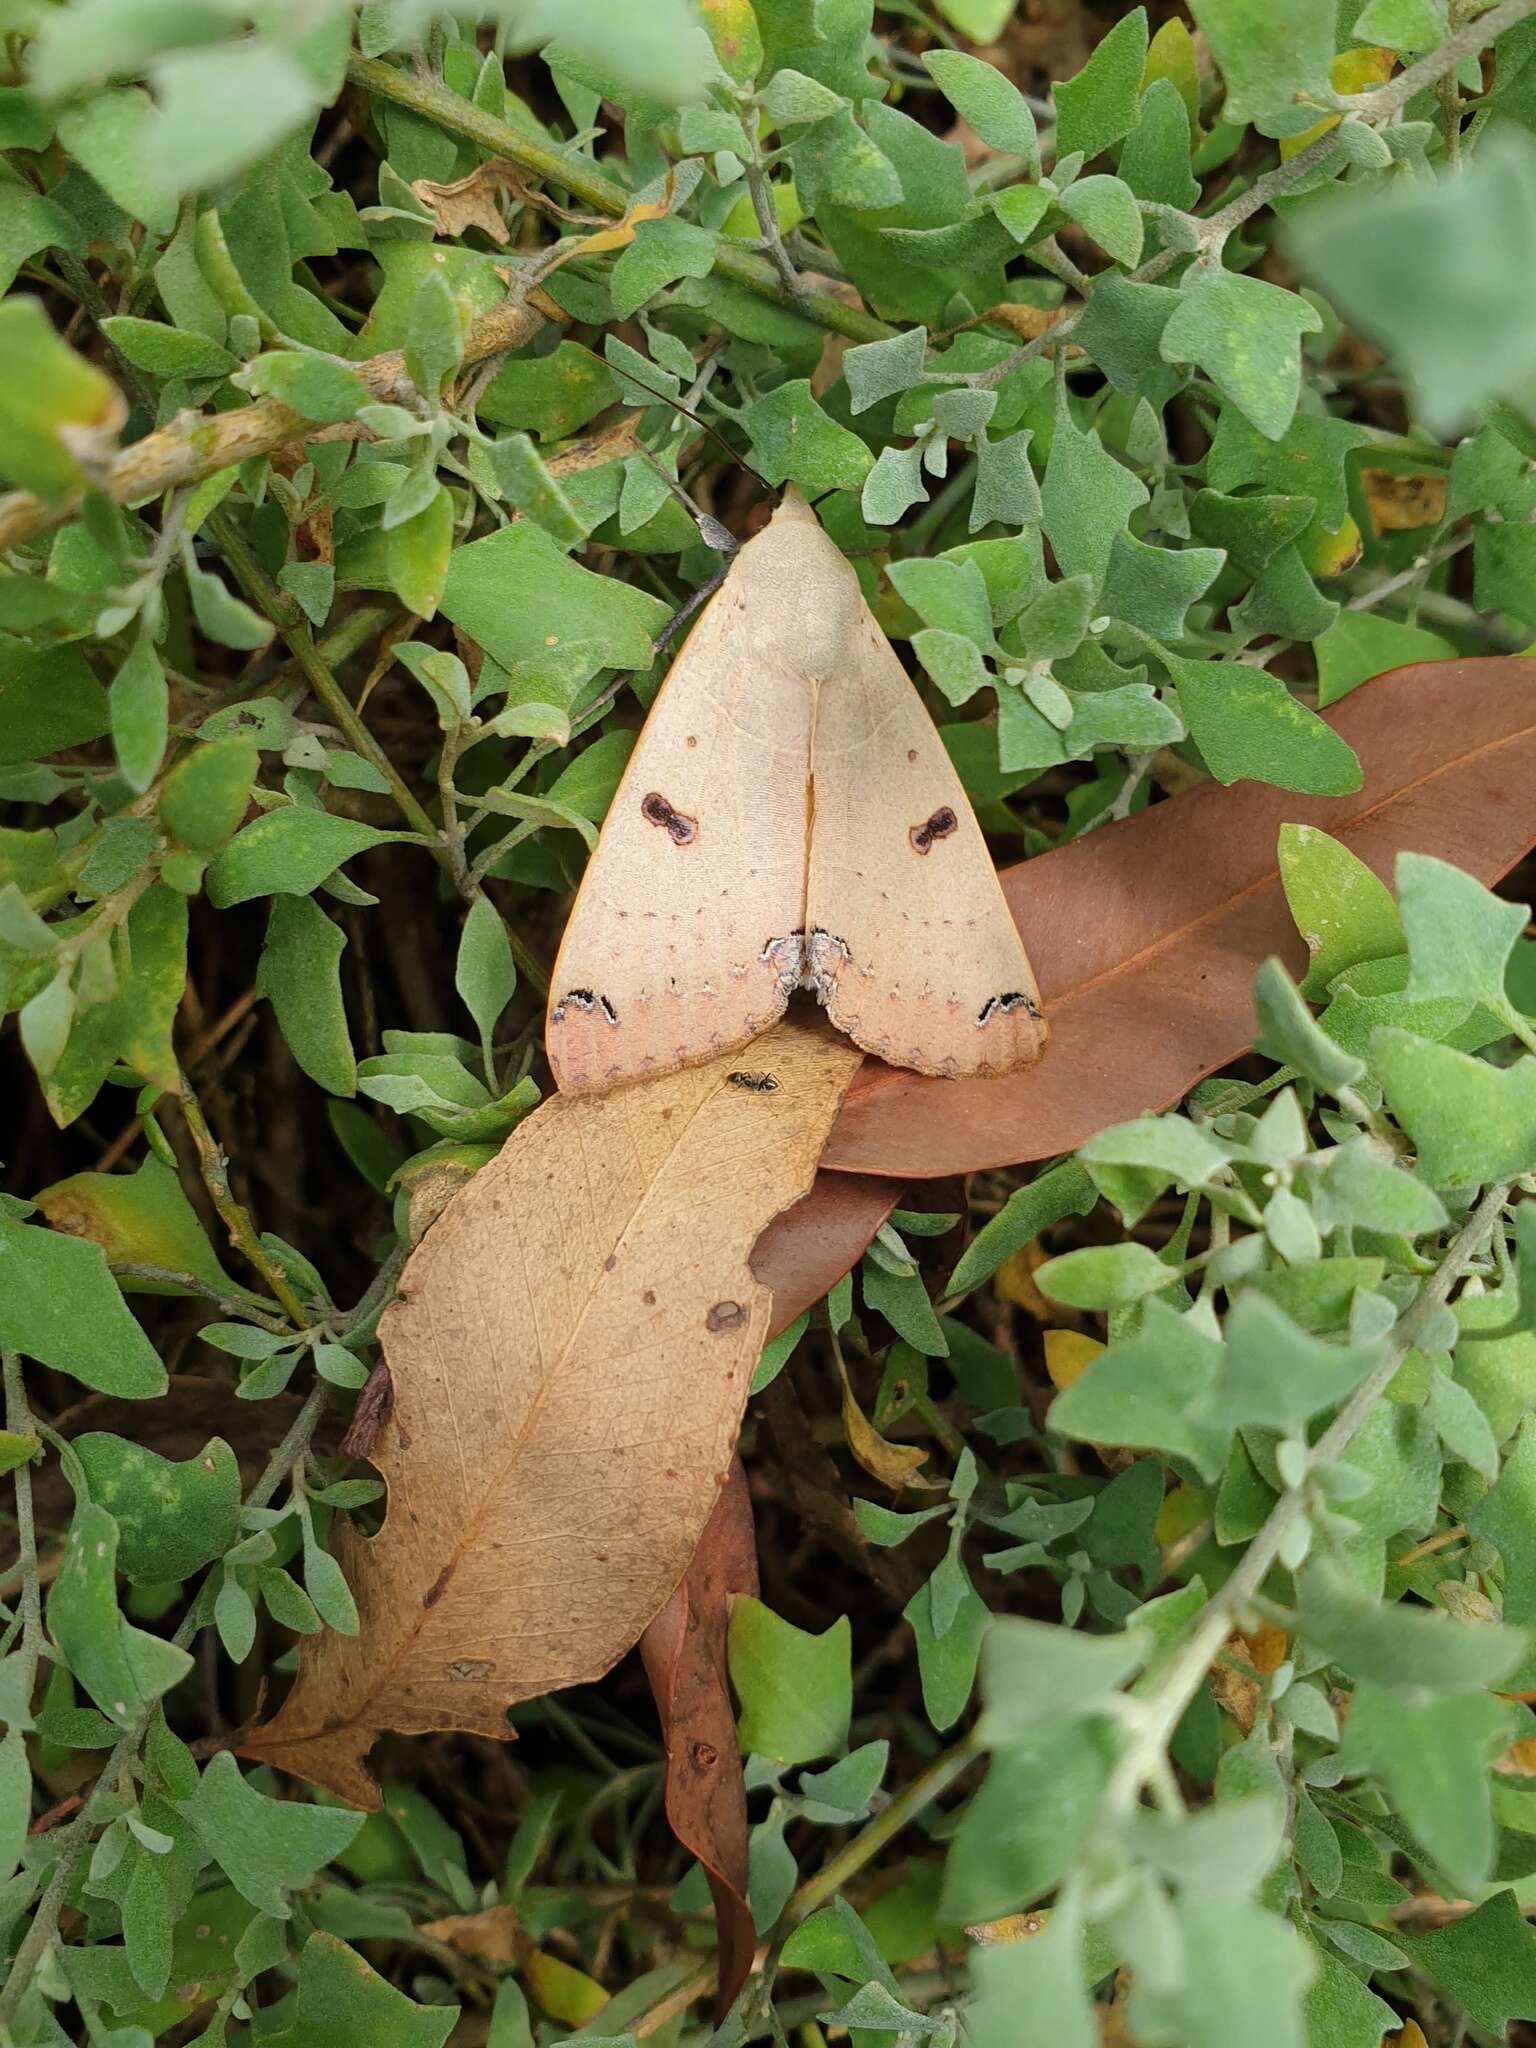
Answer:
[640,1460,758,2024]
[824,660,1536,1177]
[241,1016,862,1807]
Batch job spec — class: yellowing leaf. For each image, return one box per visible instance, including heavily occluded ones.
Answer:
[242,1018,861,1806]
[994,1240,1052,1317]
[1361,466,1447,535]
[522,1947,609,2026]
[1044,1330,1104,1391]
[1280,47,1395,158]
[834,1347,933,1489]
[539,172,676,279]
[966,1910,1050,1944]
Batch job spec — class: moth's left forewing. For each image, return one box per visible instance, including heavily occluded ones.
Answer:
[807,606,1046,1080]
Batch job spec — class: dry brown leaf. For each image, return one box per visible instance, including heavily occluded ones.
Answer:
[411,162,526,245]
[967,302,1081,352]
[242,1016,862,1806]
[756,1171,901,1339]
[825,659,1536,1176]
[640,1461,758,2023]
[966,1910,1049,1943]
[421,1903,521,1964]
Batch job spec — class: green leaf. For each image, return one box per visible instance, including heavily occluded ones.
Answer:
[610,216,716,318]
[791,107,903,214]
[0,1729,29,1886]
[924,51,1038,174]
[1057,175,1144,268]
[454,895,517,1066]
[979,1617,1144,1743]
[906,1575,988,1730]
[1468,1415,1536,1663]
[1277,823,1403,999]
[1099,531,1224,639]
[263,1929,457,2047]
[1374,1029,1536,1188]
[99,315,235,380]
[257,894,357,1097]
[1312,610,1453,709]
[75,1432,239,1584]
[942,1720,1115,1920]
[179,1753,363,1918]
[1133,1894,1311,2048]
[48,1502,193,1726]
[1397,851,1528,1018]
[1163,652,1361,796]
[207,807,398,910]
[1396,1890,1536,2035]
[0,1215,164,1395]
[1120,77,1200,210]
[1050,1299,1230,1478]
[843,326,930,414]
[1188,0,1337,134]
[1341,1683,1512,1893]
[1289,127,1536,434]
[385,482,454,621]
[185,560,273,651]
[1254,956,1365,1095]
[1035,1240,1182,1310]
[1311,1139,1448,1239]
[487,434,590,548]
[159,739,259,853]
[1040,411,1149,593]
[968,1904,1095,2048]
[1300,1557,1528,1697]
[1161,268,1322,442]
[0,296,122,500]
[948,1159,1099,1297]
[478,342,619,441]
[1052,7,1148,163]
[0,644,110,764]
[741,379,873,495]
[728,1599,851,1764]
[239,352,368,424]
[441,519,668,679]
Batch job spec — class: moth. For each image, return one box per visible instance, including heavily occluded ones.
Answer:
[546,488,1046,1093]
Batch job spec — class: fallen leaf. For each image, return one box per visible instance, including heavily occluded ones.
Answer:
[242,1017,862,1806]
[640,1460,758,2023]
[755,1171,902,1339]
[966,1910,1049,1943]
[1043,1330,1103,1391]
[824,659,1536,1176]
[421,1903,521,1964]
[1208,1631,1268,1735]
[1360,466,1447,535]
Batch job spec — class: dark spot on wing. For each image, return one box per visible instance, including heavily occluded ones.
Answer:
[977,990,1042,1027]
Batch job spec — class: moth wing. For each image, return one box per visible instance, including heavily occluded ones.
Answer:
[546,584,812,1094]
[807,606,1046,1079]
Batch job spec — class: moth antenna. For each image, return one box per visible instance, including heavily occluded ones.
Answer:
[632,442,739,560]
[608,360,752,485]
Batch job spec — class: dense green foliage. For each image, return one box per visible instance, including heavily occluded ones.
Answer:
[4,0,1536,2043]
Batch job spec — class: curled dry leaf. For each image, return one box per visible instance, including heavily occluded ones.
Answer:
[639,1460,759,2023]
[824,659,1536,1177]
[242,1017,862,1806]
